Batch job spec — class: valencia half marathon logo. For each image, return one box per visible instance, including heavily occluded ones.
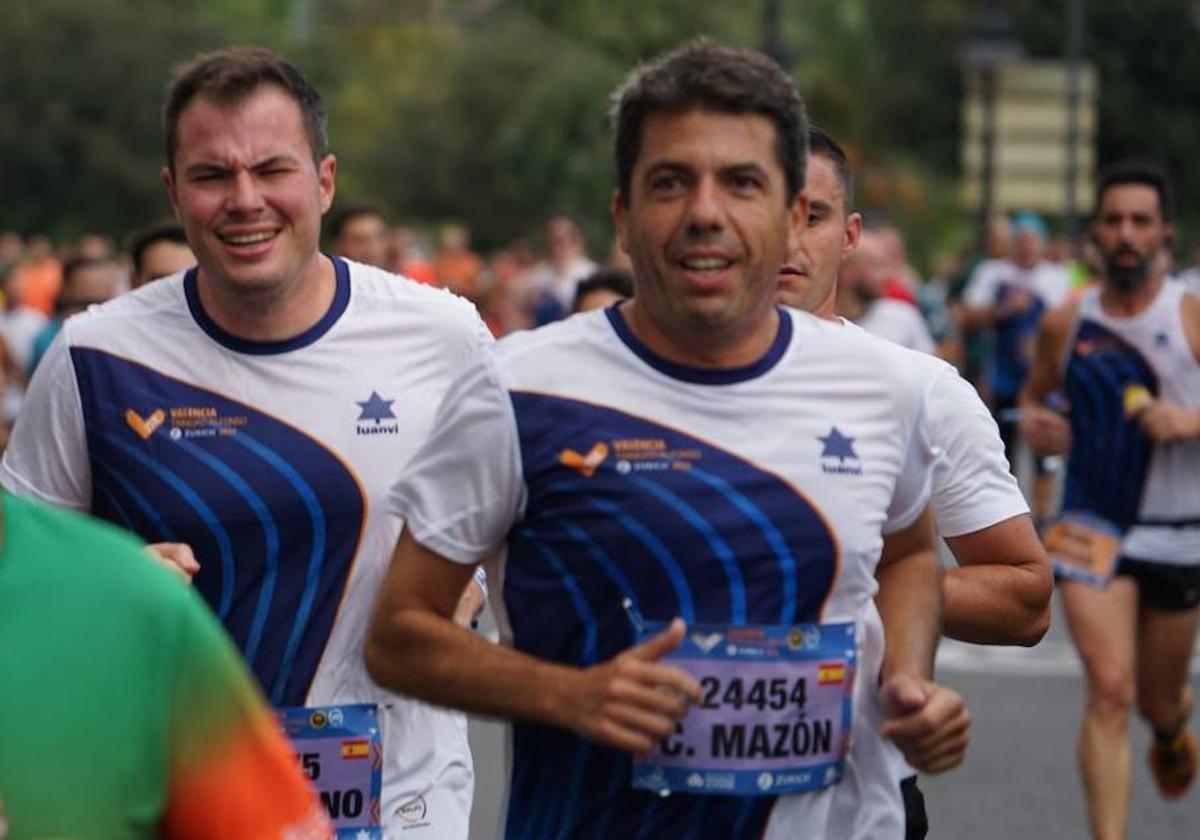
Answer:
[356,390,399,436]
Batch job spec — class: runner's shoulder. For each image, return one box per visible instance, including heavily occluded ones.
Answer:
[495,307,611,368]
[818,314,945,389]
[60,271,190,345]
[346,259,481,321]
[344,259,492,357]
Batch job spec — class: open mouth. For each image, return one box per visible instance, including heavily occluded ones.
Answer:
[678,256,734,275]
[218,230,280,246]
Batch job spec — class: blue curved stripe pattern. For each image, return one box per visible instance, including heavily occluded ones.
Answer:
[1062,319,1158,528]
[94,457,178,543]
[93,481,136,532]
[233,433,332,705]
[174,437,280,669]
[101,432,237,618]
[503,390,836,840]
[71,347,364,706]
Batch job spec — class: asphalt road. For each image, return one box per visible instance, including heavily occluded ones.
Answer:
[924,596,1200,840]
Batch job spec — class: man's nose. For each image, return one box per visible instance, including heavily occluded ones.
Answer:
[684,177,724,234]
[227,170,265,213]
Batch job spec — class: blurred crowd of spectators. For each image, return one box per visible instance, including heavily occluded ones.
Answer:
[5,206,1198,457]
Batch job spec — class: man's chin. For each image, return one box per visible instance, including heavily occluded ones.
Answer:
[1105,259,1150,293]
[775,275,812,309]
[775,291,807,309]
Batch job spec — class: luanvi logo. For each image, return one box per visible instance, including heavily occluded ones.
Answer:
[818,427,862,476]
[356,391,399,437]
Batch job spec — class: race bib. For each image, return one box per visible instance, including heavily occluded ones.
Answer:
[1045,511,1123,587]
[631,621,855,797]
[279,703,382,838]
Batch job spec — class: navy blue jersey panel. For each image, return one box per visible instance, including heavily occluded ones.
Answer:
[503,389,836,837]
[1061,319,1158,528]
[72,347,365,705]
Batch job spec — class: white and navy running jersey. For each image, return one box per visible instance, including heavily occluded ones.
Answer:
[964,259,1070,399]
[836,319,1028,538]
[389,305,939,840]
[0,257,488,836]
[1062,282,1200,565]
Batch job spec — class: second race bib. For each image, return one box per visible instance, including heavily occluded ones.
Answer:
[279,703,383,838]
[1045,510,1123,588]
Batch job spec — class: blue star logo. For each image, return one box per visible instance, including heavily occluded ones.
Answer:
[819,427,857,462]
[356,391,397,424]
[1155,331,1170,347]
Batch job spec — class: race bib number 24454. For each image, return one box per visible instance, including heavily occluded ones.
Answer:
[632,621,855,797]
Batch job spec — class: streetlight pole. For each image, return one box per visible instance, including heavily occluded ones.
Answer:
[964,0,1024,251]
[1064,0,1086,252]
[761,0,790,68]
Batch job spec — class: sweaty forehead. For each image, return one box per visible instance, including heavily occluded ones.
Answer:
[174,85,311,165]
[636,109,780,169]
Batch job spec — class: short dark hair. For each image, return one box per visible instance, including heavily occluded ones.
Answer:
[127,223,188,276]
[1094,160,1174,223]
[328,206,385,242]
[611,38,808,205]
[808,126,855,210]
[573,268,635,311]
[164,46,328,171]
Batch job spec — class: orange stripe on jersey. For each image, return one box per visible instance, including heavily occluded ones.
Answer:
[163,710,332,840]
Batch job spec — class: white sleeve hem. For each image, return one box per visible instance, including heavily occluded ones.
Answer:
[403,512,503,566]
[0,462,88,511]
[935,501,1031,539]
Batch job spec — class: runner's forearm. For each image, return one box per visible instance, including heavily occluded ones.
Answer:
[943,516,1052,646]
[365,600,580,728]
[943,563,1050,646]
[876,548,942,681]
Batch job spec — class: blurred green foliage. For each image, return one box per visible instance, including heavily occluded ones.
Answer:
[2,0,1198,266]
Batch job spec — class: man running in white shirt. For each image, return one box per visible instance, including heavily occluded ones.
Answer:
[778,125,1051,839]
[0,47,482,837]
[1021,160,1200,840]
[365,39,968,840]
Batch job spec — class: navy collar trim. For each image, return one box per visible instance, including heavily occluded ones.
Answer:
[184,254,350,355]
[604,304,793,385]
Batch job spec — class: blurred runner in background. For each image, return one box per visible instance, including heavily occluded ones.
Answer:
[1021,160,1200,840]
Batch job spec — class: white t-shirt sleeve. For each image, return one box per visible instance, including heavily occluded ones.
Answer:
[858,300,936,354]
[387,343,524,565]
[927,367,1029,537]
[0,329,91,510]
[962,261,999,309]
[903,305,936,354]
[883,379,939,535]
